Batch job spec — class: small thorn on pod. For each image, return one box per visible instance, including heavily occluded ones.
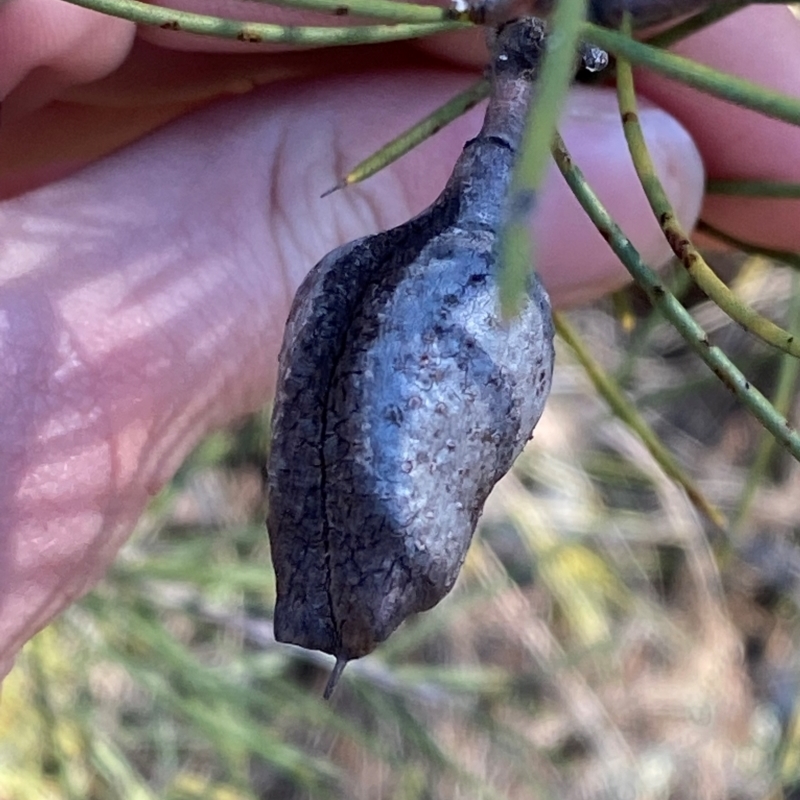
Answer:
[323,655,348,700]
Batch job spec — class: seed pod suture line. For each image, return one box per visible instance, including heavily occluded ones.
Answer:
[267,16,555,698]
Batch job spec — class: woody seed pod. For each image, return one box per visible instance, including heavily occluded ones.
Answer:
[267,17,554,696]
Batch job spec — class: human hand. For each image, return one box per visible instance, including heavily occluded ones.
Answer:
[1,0,798,678]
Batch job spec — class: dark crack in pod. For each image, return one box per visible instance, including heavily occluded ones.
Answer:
[267,17,554,696]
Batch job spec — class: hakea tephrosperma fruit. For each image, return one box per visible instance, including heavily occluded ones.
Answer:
[267,17,556,697]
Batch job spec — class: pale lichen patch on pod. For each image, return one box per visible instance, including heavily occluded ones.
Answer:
[267,17,554,696]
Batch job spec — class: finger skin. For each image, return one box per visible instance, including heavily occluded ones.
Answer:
[0,0,135,117]
[0,39,398,198]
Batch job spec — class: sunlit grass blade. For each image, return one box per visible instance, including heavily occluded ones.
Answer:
[615,16,800,360]
[779,708,800,789]
[26,635,84,800]
[583,21,800,127]
[554,311,727,528]
[62,0,467,45]
[551,130,800,462]
[610,288,638,332]
[498,0,588,316]
[323,78,490,196]
[87,737,160,800]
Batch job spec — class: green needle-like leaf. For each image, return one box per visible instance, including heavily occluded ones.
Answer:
[61,0,466,45]
[323,78,490,195]
[498,0,588,317]
[615,15,800,359]
[584,21,800,127]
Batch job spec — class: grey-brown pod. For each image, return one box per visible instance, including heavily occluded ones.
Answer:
[267,18,554,691]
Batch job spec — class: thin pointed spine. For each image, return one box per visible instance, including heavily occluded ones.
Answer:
[550,131,800,463]
[614,15,800,360]
[323,78,490,195]
[320,181,346,198]
[60,0,467,46]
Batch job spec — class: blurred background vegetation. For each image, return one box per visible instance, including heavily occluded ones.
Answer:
[3,250,800,799]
